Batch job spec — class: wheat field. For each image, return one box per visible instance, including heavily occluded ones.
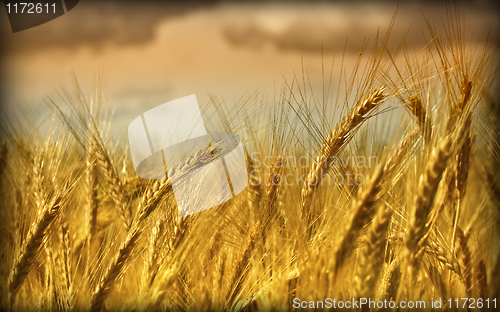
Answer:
[0,7,499,312]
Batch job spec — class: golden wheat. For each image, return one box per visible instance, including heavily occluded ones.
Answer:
[0,6,498,312]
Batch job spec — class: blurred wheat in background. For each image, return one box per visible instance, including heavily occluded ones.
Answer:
[0,5,499,312]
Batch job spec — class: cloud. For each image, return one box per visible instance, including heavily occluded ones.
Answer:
[0,0,217,55]
[222,2,500,54]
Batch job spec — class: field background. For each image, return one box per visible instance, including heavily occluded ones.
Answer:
[1,1,500,311]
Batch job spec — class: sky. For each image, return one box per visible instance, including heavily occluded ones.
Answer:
[1,0,499,138]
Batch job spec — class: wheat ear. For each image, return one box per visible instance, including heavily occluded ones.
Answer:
[332,163,385,275]
[96,146,131,229]
[456,227,472,291]
[301,87,387,239]
[384,127,418,182]
[90,143,214,311]
[228,228,257,308]
[403,137,452,282]
[474,259,488,299]
[146,264,179,311]
[59,223,74,310]
[86,140,98,243]
[423,259,449,298]
[136,179,173,226]
[85,140,99,281]
[32,150,46,210]
[490,249,500,300]
[354,205,393,304]
[405,96,431,143]
[444,80,473,254]
[456,129,473,199]
[142,219,163,292]
[447,77,472,133]
[0,141,7,188]
[90,228,141,312]
[377,258,401,301]
[90,178,173,312]
[485,169,500,206]
[425,239,464,283]
[450,114,473,260]
[8,197,63,304]
[246,153,263,210]
[261,156,283,246]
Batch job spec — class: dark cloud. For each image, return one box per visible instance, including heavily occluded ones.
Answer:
[223,2,500,54]
[0,1,217,55]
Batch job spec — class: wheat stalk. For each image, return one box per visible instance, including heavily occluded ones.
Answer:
[301,87,387,238]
